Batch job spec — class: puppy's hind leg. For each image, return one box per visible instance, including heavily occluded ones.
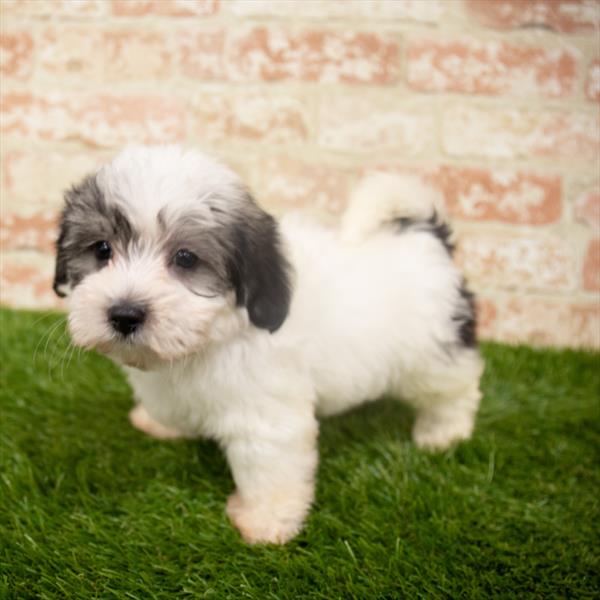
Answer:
[411,385,482,451]
[406,350,484,451]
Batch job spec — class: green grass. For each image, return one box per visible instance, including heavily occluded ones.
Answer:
[1,308,599,599]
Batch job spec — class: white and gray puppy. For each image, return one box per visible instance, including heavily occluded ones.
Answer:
[54,145,483,544]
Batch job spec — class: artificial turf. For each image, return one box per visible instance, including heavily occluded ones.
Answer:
[0,307,598,599]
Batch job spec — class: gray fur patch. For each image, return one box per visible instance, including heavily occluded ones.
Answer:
[53,174,137,295]
[161,190,292,331]
[163,213,234,297]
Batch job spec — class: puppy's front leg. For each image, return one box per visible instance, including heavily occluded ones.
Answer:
[224,413,318,544]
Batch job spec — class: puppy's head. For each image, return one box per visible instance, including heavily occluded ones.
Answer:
[54,145,291,369]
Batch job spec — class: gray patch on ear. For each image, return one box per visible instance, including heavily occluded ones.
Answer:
[162,190,292,332]
[227,194,292,332]
[53,216,71,297]
[53,173,136,295]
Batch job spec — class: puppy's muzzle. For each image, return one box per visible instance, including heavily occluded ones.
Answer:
[108,303,146,337]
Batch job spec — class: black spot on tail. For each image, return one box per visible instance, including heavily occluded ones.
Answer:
[427,212,454,256]
[453,280,477,348]
[393,210,454,256]
[392,211,475,348]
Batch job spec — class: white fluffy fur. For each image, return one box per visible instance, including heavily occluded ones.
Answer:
[64,146,483,544]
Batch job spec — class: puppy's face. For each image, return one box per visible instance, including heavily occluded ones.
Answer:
[53,146,290,369]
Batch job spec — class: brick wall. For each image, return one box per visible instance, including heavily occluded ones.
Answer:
[0,0,598,348]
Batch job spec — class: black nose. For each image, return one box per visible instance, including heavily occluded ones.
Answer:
[108,303,146,336]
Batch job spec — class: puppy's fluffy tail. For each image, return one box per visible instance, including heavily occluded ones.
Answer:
[340,172,441,244]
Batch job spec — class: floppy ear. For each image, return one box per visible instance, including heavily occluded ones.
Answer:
[230,202,292,333]
[53,174,104,297]
[53,209,71,297]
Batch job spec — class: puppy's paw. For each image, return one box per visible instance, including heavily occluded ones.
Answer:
[226,491,306,545]
[128,404,185,440]
[412,414,474,451]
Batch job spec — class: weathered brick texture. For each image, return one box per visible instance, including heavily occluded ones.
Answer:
[1,0,598,347]
[583,239,600,291]
[1,93,186,146]
[179,30,227,80]
[479,295,599,348]
[317,92,435,154]
[0,31,34,80]
[191,91,311,145]
[407,38,578,97]
[575,187,600,228]
[455,233,575,293]
[431,167,562,225]
[40,27,174,82]
[586,59,600,101]
[1,0,107,18]
[443,106,599,159]
[466,0,599,34]
[250,157,354,216]
[227,27,400,84]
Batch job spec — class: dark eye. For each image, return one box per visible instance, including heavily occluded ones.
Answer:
[174,249,199,269]
[93,240,112,261]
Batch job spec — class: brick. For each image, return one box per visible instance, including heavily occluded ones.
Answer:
[364,164,562,227]
[479,295,599,348]
[191,91,310,144]
[2,150,105,211]
[475,297,498,340]
[1,0,106,17]
[1,93,73,141]
[179,30,227,81]
[407,38,578,98]
[583,238,600,291]
[443,106,600,159]
[250,157,353,216]
[225,0,445,22]
[317,93,435,154]
[0,251,59,309]
[455,232,575,292]
[574,188,600,228]
[40,27,173,81]
[511,299,599,347]
[104,30,173,80]
[0,210,58,252]
[76,95,186,147]
[227,27,400,84]
[586,59,600,102]
[431,166,562,225]
[0,31,34,80]
[466,0,600,34]
[111,0,218,17]
[39,27,102,80]
[0,93,186,147]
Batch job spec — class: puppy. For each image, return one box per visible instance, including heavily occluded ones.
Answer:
[54,145,483,544]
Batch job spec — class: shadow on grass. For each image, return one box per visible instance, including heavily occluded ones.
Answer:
[319,397,413,456]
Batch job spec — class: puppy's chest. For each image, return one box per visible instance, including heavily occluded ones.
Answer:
[128,365,229,438]
[128,337,310,439]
